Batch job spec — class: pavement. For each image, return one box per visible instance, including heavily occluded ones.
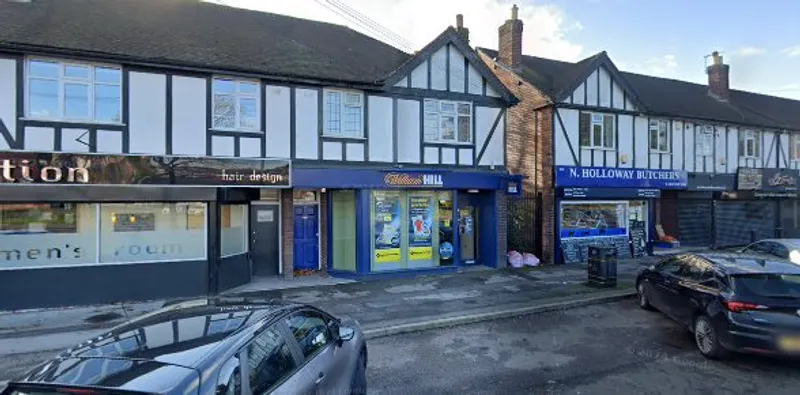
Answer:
[366,300,800,395]
[0,256,664,379]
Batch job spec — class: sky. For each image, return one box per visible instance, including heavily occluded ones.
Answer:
[207,0,800,100]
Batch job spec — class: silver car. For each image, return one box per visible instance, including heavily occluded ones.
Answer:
[740,238,800,265]
[2,297,367,395]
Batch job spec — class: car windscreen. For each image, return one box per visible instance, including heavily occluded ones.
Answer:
[732,273,800,299]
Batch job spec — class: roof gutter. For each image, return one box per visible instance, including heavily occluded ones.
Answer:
[0,42,384,91]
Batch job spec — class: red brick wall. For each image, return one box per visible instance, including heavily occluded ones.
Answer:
[280,189,294,279]
[479,51,556,264]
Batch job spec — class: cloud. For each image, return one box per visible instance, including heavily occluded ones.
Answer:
[782,46,800,57]
[622,54,679,77]
[733,46,766,57]
[205,0,585,62]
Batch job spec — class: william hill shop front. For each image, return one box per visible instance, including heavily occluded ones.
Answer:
[293,168,509,279]
[0,151,290,310]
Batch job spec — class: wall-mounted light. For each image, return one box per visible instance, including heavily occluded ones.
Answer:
[467,189,480,193]
[620,154,628,164]
[320,188,327,193]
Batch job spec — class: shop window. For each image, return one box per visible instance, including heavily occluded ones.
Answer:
[212,78,260,131]
[437,192,455,266]
[0,203,98,268]
[423,99,472,144]
[27,58,122,123]
[99,203,207,264]
[579,113,614,149]
[739,130,760,159]
[560,201,628,238]
[649,119,670,153]
[221,205,248,257]
[370,190,452,271]
[331,190,357,271]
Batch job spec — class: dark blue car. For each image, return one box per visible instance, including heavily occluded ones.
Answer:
[636,253,800,359]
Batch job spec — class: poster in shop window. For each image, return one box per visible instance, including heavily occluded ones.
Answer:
[373,192,401,263]
[408,196,434,260]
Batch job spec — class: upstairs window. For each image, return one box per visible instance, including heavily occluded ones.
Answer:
[27,59,122,123]
[695,126,714,157]
[212,78,260,131]
[324,89,363,138]
[423,99,472,144]
[739,130,760,158]
[579,113,614,149]
[791,134,800,161]
[649,119,670,153]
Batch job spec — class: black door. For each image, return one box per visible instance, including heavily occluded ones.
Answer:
[250,205,280,276]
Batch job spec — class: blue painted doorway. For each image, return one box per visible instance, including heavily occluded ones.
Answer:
[293,204,319,271]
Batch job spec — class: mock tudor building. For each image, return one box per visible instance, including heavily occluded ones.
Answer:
[483,5,800,265]
[0,0,517,309]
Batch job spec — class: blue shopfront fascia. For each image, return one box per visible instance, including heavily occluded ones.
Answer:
[553,165,676,265]
[301,168,504,279]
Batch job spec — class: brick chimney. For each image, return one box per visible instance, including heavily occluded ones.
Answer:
[707,51,730,101]
[455,14,469,43]
[498,4,523,70]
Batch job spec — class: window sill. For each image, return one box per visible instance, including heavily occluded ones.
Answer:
[423,141,473,146]
[210,128,264,134]
[321,135,366,141]
[740,156,761,160]
[649,151,672,155]
[21,117,126,127]
[580,147,615,151]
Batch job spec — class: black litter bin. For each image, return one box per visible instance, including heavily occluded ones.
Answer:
[587,245,617,288]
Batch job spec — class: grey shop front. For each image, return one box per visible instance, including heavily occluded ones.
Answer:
[0,151,290,310]
[667,169,800,248]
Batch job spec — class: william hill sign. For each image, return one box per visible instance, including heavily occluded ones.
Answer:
[0,152,291,187]
[383,172,444,187]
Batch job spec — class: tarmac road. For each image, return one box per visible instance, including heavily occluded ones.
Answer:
[365,300,800,395]
[1,300,797,394]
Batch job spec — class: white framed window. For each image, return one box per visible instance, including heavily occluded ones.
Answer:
[649,119,670,153]
[212,78,260,131]
[324,89,364,138]
[423,99,472,143]
[26,58,122,123]
[695,126,714,157]
[579,113,614,149]
[791,134,800,161]
[739,130,760,158]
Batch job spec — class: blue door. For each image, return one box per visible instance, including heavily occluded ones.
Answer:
[293,204,319,271]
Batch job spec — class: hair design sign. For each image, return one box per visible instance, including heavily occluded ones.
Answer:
[0,152,291,187]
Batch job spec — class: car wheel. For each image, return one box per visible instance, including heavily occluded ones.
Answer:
[694,315,728,359]
[637,282,654,311]
[350,348,367,395]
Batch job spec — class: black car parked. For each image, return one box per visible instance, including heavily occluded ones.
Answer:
[636,253,800,359]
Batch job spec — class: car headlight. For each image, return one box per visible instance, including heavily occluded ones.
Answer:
[789,250,800,265]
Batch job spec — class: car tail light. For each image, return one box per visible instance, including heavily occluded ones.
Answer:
[724,301,768,312]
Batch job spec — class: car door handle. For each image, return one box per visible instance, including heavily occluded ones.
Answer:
[315,372,325,385]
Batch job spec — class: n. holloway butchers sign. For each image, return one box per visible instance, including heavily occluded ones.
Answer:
[0,152,291,187]
[555,166,688,189]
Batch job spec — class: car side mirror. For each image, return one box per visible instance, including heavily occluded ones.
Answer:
[339,326,356,342]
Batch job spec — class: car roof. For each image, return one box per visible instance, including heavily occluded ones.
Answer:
[10,297,306,389]
[697,253,800,275]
